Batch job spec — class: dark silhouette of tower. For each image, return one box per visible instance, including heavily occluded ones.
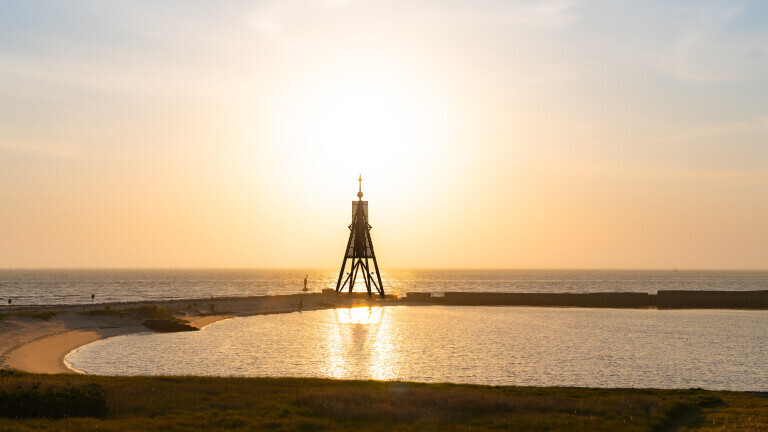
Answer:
[335,175,385,296]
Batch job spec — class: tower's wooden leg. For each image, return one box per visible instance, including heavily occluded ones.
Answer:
[335,226,355,293]
[365,226,385,296]
[363,257,372,295]
[349,259,361,293]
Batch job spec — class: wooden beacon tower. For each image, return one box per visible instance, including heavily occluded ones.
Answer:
[335,175,385,296]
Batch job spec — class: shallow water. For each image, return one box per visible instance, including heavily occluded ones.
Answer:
[66,306,768,391]
[3,269,768,305]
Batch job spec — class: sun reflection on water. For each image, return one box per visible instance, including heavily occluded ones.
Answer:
[334,306,383,324]
[369,309,398,381]
[66,306,768,390]
[321,306,398,381]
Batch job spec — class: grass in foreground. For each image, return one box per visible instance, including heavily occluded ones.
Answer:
[0,371,766,431]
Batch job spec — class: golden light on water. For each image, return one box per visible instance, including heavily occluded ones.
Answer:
[334,306,383,325]
[369,309,399,381]
[322,307,398,381]
[323,316,347,379]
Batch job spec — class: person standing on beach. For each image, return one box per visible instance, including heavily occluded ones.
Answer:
[302,274,308,292]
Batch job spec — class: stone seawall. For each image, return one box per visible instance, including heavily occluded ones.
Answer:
[657,290,768,309]
[9,290,768,313]
[405,291,768,309]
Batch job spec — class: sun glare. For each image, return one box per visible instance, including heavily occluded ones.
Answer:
[334,306,383,325]
[274,61,453,194]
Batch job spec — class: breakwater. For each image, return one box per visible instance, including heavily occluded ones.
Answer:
[404,290,768,309]
[7,290,768,313]
[6,292,396,315]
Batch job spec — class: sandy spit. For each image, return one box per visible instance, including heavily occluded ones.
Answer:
[0,293,385,374]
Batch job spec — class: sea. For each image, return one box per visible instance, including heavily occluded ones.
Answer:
[2,269,768,306]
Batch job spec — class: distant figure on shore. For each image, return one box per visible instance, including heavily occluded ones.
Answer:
[302,274,309,292]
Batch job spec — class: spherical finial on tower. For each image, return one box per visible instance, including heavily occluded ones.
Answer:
[357,174,364,199]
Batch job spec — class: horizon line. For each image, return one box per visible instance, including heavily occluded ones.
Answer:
[2,267,768,272]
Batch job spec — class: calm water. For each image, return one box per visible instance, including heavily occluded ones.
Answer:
[66,306,768,391]
[2,269,768,305]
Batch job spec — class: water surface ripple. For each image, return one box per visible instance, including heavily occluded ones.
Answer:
[66,306,768,391]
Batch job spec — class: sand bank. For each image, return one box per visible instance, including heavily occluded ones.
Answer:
[0,293,381,374]
[0,314,245,374]
[0,313,144,374]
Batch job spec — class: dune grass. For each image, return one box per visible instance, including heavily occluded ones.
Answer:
[1,371,766,431]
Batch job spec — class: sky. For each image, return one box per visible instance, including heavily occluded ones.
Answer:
[1,0,767,269]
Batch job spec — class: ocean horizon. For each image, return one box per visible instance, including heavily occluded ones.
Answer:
[2,268,767,306]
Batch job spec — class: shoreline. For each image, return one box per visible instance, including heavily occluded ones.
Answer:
[61,314,233,374]
[3,290,768,375]
[0,293,388,375]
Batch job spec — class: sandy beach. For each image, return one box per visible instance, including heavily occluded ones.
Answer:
[0,311,232,374]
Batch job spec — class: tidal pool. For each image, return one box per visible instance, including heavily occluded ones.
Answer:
[66,306,768,391]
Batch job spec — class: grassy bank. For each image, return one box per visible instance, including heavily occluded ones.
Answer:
[1,371,766,431]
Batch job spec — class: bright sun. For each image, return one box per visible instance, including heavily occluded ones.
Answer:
[274,60,453,195]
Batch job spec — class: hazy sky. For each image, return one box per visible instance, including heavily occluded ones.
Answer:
[1,0,767,269]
